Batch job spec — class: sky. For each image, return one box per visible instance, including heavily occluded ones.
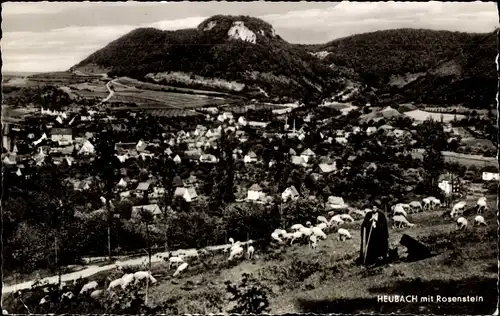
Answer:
[1,1,498,73]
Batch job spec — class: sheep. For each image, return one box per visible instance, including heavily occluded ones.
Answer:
[316,222,328,230]
[173,262,188,277]
[247,245,255,259]
[299,226,313,237]
[339,214,355,222]
[409,201,423,213]
[281,231,294,242]
[392,215,415,229]
[168,256,185,270]
[90,290,103,299]
[457,217,468,230]
[3,309,9,315]
[309,235,318,249]
[120,273,135,289]
[337,228,352,241]
[317,216,329,224]
[133,271,157,284]
[273,228,287,236]
[474,215,487,226]
[290,224,305,231]
[422,198,432,211]
[477,198,488,214]
[311,226,327,240]
[228,245,244,261]
[430,197,441,209]
[290,231,304,245]
[39,295,50,305]
[271,231,284,243]
[107,277,125,291]
[451,201,466,217]
[79,280,98,295]
[329,215,344,226]
[349,208,367,219]
[61,291,74,301]
[393,205,408,217]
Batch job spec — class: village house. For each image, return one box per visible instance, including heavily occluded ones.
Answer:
[135,181,152,196]
[317,162,337,174]
[78,140,95,156]
[50,128,73,145]
[200,154,218,164]
[136,140,148,152]
[282,185,300,201]
[482,170,499,181]
[131,204,163,220]
[246,183,263,201]
[173,154,182,164]
[300,148,316,163]
[174,186,198,202]
[291,155,308,167]
[243,150,258,164]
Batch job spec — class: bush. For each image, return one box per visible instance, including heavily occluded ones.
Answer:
[225,273,271,314]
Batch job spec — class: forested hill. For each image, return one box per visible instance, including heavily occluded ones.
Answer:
[71,15,342,101]
[306,28,497,107]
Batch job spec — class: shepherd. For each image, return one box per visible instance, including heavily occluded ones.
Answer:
[358,206,389,266]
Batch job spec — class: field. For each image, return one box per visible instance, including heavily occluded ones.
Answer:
[5,194,496,314]
[405,109,467,122]
[411,149,498,168]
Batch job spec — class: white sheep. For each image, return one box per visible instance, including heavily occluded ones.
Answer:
[316,222,328,230]
[290,231,303,245]
[474,215,487,226]
[477,198,488,214]
[173,262,188,277]
[337,228,352,241]
[299,226,313,237]
[392,215,415,229]
[3,309,9,315]
[339,214,355,222]
[281,231,294,241]
[120,273,135,289]
[329,215,344,226]
[39,295,50,305]
[134,271,157,284]
[90,290,103,299]
[107,277,125,290]
[273,228,287,236]
[61,291,74,300]
[422,198,432,211]
[393,205,408,217]
[409,201,423,213]
[430,197,441,209]
[349,208,367,219]
[79,280,98,295]
[317,216,329,224]
[311,226,327,239]
[457,216,468,230]
[451,201,467,217]
[309,235,318,249]
[247,245,255,259]
[290,224,305,231]
[168,256,185,270]
[271,231,284,243]
[228,245,244,261]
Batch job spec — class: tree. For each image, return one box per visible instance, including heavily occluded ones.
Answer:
[225,273,271,314]
[210,127,235,209]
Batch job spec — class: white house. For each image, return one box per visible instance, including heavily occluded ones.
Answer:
[173,154,182,164]
[238,116,248,126]
[247,184,263,201]
[136,140,147,152]
[200,154,218,163]
[78,140,95,155]
[335,137,348,145]
[243,151,258,164]
[131,204,163,220]
[291,155,308,167]
[282,185,299,201]
[300,149,316,163]
[482,172,499,181]
[117,178,128,188]
[51,128,73,144]
[174,187,198,202]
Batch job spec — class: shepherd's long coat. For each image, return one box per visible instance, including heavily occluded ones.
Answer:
[359,210,389,265]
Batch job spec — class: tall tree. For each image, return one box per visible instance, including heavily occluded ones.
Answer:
[210,126,235,209]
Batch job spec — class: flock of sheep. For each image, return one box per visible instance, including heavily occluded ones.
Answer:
[26,194,490,308]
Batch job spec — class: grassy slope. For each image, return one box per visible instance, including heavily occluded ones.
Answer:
[140,195,499,314]
[3,195,497,314]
